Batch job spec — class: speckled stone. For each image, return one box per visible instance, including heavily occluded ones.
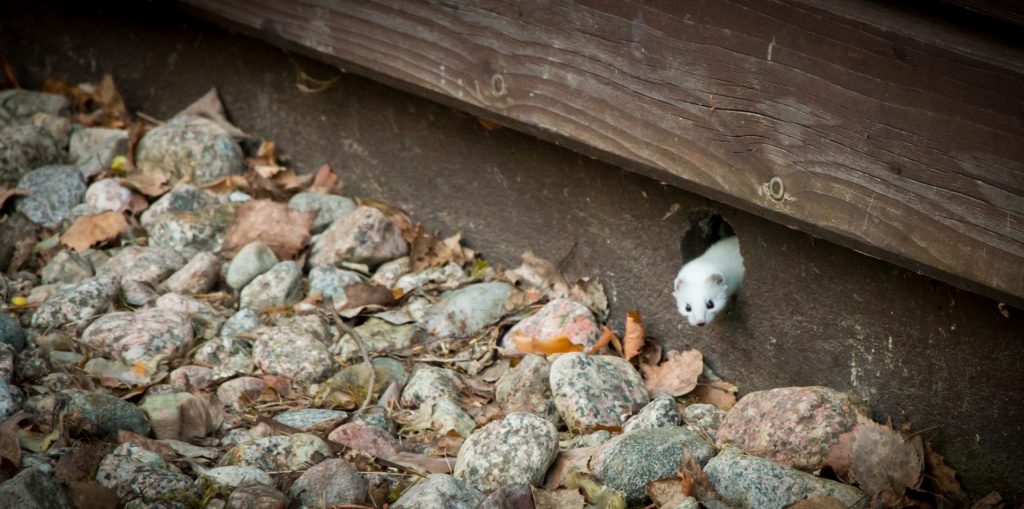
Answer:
[239,261,302,310]
[290,458,368,508]
[154,292,224,339]
[0,123,65,186]
[703,446,865,509]
[97,442,202,506]
[371,256,410,288]
[309,206,408,268]
[420,282,514,339]
[63,391,151,438]
[30,275,119,330]
[592,426,716,504]
[321,357,409,407]
[85,178,132,212]
[219,433,332,472]
[139,391,218,441]
[41,250,94,285]
[226,242,279,291]
[394,263,466,295]
[623,394,681,433]
[288,192,357,233]
[99,245,186,285]
[682,403,726,439]
[454,412,559,493]
[200,466,274,491]
[0,379,22,419]
[391,474,485,509]
[168,365,214,391]
[81,309,194,363]
[0,466,70,509]
[0,313,27,352]
[328,421,402,458]
[144,202,235,257]
[136,115,244,185]
[69,126,128,177]
[225,482,288,509]
[715,387,861,471]
[140,185,218,227]
[308,266,364,309]
[252,325,332,383]
[495,355,558,423]
[195,336,255,381]
[549,352,649,431]
[429,397,477,438]
[0,90,68,125]
[500,298,600,353]
[220,309,262,338]
[332,317,418,359]
[217,376,266,411]
[0,344,14,383]
[16,165,86,228]
[273,408,347,432]
[400,365,462,407]
[162,252,221,294]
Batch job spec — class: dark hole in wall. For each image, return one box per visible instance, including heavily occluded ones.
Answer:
[679,209,736,262]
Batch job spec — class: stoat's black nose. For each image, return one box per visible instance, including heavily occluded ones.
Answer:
[696,322,706,327]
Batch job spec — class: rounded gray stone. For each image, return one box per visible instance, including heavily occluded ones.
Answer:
[239,261,302,310]
[0,123,65,186]
[592,426,716,504]
[453,412,559,493]
[623,394,681,433]
[64,391,151,438]
[289,458,368,508]
[392,474,485,509]
[308,266,364,309]
[16,165,86,228]
[135,115,244,185]
[549,352,649,431]
[0,313,27,352]
[41,250,94,285]
[227,242,279,291]
[288,192,357,233]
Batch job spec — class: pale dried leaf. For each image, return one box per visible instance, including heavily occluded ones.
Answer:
[648,477,687,507]
[61,212,128,252]
[0,188,28,209]
[545,446,598,488]
[309,163,342,194]
[641,349,703,397]
[222,199,316,259]
[173,87,247,138]
[507,250,570,296]
[851,415,924,501]
[692,381,738,410]
[0,412,28,473]
[532,487,585,509]
[923,442,969,507]
[623,310,644,361]
[121,171,169,197]
[200,174,250,195]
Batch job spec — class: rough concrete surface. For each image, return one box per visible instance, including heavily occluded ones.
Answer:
[2,0,1022,499]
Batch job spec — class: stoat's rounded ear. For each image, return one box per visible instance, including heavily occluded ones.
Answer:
[674,278,684,292]
[708,273,725,285]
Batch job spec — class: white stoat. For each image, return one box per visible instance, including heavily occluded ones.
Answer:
[673,236,745,327]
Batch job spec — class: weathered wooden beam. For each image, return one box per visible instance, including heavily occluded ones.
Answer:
[179,0,1024,306]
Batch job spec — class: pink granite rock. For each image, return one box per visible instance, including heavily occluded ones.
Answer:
[716,386,863,471]
[500,298,599,354]
[328,421,402,458]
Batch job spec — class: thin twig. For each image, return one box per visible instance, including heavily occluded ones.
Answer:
[321,295,375,411]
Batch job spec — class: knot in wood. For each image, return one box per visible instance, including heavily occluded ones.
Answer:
[767,176,785,202]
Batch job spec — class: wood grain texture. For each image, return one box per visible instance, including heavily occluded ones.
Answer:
[179,0,1024,304]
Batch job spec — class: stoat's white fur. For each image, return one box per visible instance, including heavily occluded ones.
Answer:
[673,236,744,326]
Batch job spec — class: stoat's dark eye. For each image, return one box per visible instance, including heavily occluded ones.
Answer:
[706,300,715,309]
[684,304,692,312]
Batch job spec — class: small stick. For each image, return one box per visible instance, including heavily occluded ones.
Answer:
[321,295,375,411]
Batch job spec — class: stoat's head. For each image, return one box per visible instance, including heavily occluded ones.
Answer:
[673,273,728,327]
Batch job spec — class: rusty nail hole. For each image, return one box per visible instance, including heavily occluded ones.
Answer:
[768,176,785,201]
[890,163,903,175]
[490,73,507,96]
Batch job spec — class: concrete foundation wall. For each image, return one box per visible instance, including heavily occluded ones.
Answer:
[3,1,1021,498]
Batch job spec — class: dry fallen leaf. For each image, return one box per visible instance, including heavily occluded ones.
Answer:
[970,492,1002,509]
[600,326,622,356]
[647,477,687,508]
[55,441,110,482]
[507,250,570,297]
[0,412,28,474]
[545,446,599,489]
[221,199,316,260]
[340,281,397,310]
[66,480,121,509]
[692,380,738,410]
[200,174,250,195]
[172,87,247,138]
[61,212,128,252]
[851,415,924,503]
[0,188,28,209]
[532,487,586,509]
[641,349,703,397]
[922,441,969,507]
[477,117,502,131]
[623,310,644,361]
[309,163,342,194]
[121,171,170,197]
[409,225,474,272]
[76,74,129,128]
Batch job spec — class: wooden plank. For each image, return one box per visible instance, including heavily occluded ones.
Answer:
[179,0,1024,305]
